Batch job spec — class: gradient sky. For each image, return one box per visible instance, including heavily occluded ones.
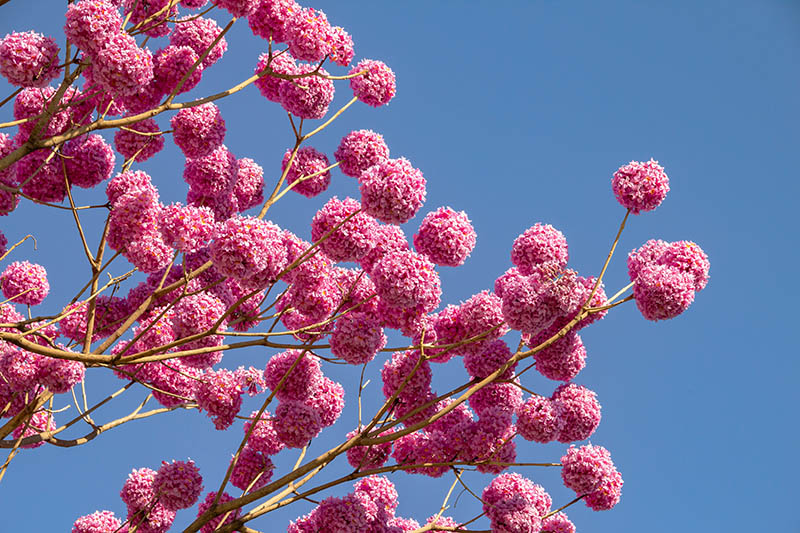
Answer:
[1,1,799,531]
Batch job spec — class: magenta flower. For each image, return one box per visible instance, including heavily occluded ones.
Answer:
[243,409,285,455]
[92,33,154,97]
[349,59,396,107]
[158,203,215,253]
[263,349,323,401]
[371,250,441,311]
[511,223,569,276]
[0,31,61,88]
[114,118,164,162]
[310,196,378,262]
[334,129,390,179]
[254,51,296,103]
[273,399,322,448]
[120,467,157,510]
[463,338,516,379]
[230,447,274,490]
[64,0,123,55]
[533,330,587,382]
[170,16,227,69]
[63,134,116,189]
[171,102,226,159]
[183,144,238,197]
[329,26,355,67]
[414,206,476,266]
[11,409,55,448]
[195,368,244,430]
[282,146,331,198]
[1,261,49,305]
[552,382,601,443]
[278,63,335,119]
[196,491,240,533]
[215,0,259,18]
[153,45,203,95]
[39,357,85,394]
[285,7,333,62]
[612,158,669,214]
[153,459,203,511]
[248,0,300,43]
[72,510,122,533]
[330,312,386,365]
[359,157,426,224]
[346,428,394,470]
[516,395,564,443]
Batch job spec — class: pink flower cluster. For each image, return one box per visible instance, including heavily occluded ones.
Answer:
[628,239,710,320]
[515,382,601,444]
[310,196,377,262]
[171,103,226,159]
[561,444,623,510]
[64,0,123,55]
[158,203,215,253]
[481,472,552,533]
[334,129,390,178]
[290,477,423,532]
[413,206,476,267]
[63,134,116,189]
[0,31,61,88]
[210,215,288,287]
[349,59,396,107]
[263,350,343,448]
[0,261,49,305]
[170,16,227,69]
[114,118,165,163]
[612,158,669,214]
[511,223,569,276]
[330,311,386,365]
[371,250,441,312]
[359,157,426,224]
[282,146,331,198]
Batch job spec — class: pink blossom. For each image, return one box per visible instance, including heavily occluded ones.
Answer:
[215,0,259,18]
[0,348,44,391]
[263,349,323,401]
[584,468,623,510]
[63,134,116,188]
[516,395,563,443]
[243,409,284,455]
[209,215,288,284]
[463,339,516,379]
[354,475,398,513]
[305,377,344,427]
[153,45,203,95]
[469,381,523,417]
[183,144,238,197]
[359,223,408,274]
[371,250,441,311]
[170,102,226,159]
[541,512,575,533]
[511,223,568,276]
[230,447,274,490]
[124,230,173,273]
[253,51,296,103]
[359,157,425,224]
[282,146,331,198]
[413,207,476,267]
[106,170,156,204]
[560,444,617,495]
[334,129,390,179]
[350,59,396,107]
[633,263,696,321]
[11,409,55,448]
[169,16,227,69]
[158,203,215,253]
[329,26,355,67]
[1,261,49,305]
[481,472,550,531]
[459,290,508,353]
[285,7,333,62]
[120,467,157,510]
[72,510,122,533]
[39,357,85,394]
[552,383,601,443]
[195,368,244,430]
[346,429,394,470]
[279,63,335,119]
[533,330,586,382]
[123,0,176,38]
[15,148,66,204]
[0,31,61,88]
[232,157,264,211]
[612,158,669,214]
[248,0,300,43]
[14,86,71,140]
[330,312,386,365]
[114,118,164,162]
[381,350,431,400]
[153,459,203,511]
[273,399,322,448]
[92,33,154,97]
[310,196,378,262]
[64,0,123,55]
[196,491,240,533]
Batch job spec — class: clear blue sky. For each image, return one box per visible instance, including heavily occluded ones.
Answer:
[1,1,798,531]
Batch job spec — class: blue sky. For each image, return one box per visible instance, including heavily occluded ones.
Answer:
[1,1,799,531]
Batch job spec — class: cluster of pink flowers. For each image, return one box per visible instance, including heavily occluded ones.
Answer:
[114,118,165,163]
[171,103,226,159]
[0,31,61,88]
[359,157,426,224]
[349,59,396,107]
[628,239,710,320]
[310,196,377,262]
[278,62,335,119]
[153,45,203,95]
[481,472,552,533]
[63,134,116,188]
[371,250,441,312]
[612,159,670,214]
[158,203,215,253]
[64,0,124,55]
[413,206,477,267]
[515,383,601,444]
[330,311,387,365]
[334,129,390,178]
[282,146,331,198]
[561,444,623,510]
[0,260,49,305]
[170,16,227,69]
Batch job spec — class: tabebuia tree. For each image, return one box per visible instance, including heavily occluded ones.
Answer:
[0,1,710,532]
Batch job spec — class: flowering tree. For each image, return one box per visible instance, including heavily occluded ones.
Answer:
[0,1,710,532]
